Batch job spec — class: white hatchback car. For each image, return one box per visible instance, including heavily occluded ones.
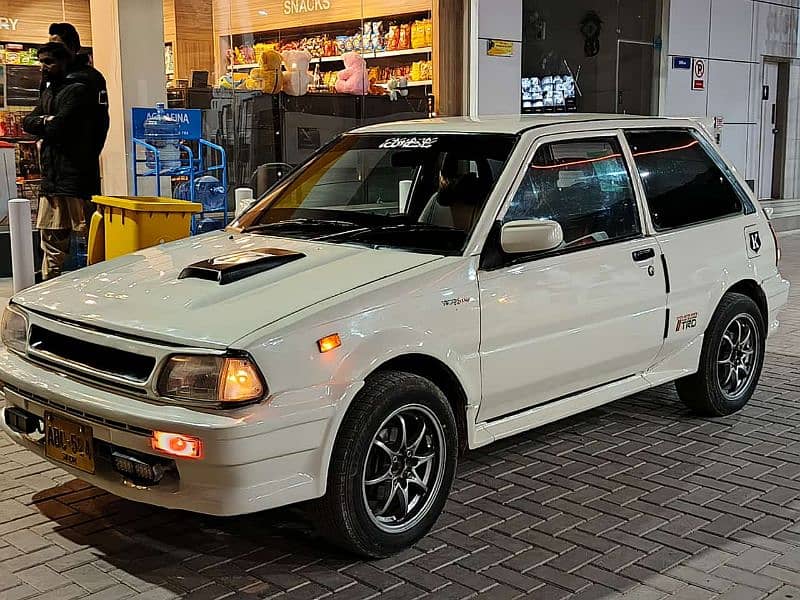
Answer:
[0,115,789,557]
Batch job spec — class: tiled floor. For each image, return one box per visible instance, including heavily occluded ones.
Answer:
[2,238,800,599]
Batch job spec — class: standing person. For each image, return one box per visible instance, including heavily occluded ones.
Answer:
[22,43,98,280]
[48,22,109,199]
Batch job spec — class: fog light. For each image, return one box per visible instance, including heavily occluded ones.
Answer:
[151,431,203,459]
[4,407,41,435]
[111,451,168,485]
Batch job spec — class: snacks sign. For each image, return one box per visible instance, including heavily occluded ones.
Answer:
[283,0,332,15]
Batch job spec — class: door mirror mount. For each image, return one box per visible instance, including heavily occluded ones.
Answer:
[500,219,564,254]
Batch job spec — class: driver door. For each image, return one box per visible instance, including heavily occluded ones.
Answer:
[477,131,667,422]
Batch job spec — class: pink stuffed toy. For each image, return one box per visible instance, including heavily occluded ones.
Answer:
[335,52,369,95]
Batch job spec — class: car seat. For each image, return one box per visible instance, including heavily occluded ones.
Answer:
[419,154,493,231]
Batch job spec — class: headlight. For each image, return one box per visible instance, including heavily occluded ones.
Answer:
[157,354,266,407]
[1,307,28,354]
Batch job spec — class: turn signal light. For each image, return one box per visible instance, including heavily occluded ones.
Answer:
[317,333,342,353]
[220,358,265,403]
[151,431,203,459]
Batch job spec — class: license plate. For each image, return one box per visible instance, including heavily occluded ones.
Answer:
[44,412,95,474]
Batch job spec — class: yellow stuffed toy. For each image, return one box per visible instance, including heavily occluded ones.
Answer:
[245,50,283,94]
[219,72,248,89]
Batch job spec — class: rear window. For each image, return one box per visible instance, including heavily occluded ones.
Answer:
[625,130,748,230]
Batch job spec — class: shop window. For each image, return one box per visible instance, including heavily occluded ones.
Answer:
[625,130,745,231]
[503,137,640,250]
[521,0,661,115]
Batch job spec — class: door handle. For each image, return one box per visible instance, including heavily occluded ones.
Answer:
[632,248,656,262]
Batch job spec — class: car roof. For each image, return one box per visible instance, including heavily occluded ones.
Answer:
[353,114,703,136]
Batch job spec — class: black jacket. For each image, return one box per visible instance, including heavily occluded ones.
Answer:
[69,54,110,156]
[23,76,99,198]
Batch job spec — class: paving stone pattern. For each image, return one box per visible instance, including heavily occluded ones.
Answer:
[3,237,800,599]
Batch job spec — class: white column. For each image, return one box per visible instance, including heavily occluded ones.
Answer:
[90,0,167,196]
[469,0,522,117]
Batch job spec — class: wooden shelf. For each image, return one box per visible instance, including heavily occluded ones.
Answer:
[228,47,433,70]
[376,79,432,88]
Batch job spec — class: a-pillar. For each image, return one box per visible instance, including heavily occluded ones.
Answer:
[89,0,167,195]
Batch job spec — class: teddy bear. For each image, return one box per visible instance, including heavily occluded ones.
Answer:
[245,49,283,94]
[335,52,369,95]
[281,49,312,96]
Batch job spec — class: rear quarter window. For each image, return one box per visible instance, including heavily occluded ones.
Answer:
[625,129,754,231]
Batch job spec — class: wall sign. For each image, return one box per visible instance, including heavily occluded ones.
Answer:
[0,17,19,31]
[692,58,706,91]
[283,0,332,15]
[487,40,514,57]
[132,107,203,140]
[672,56,691,70]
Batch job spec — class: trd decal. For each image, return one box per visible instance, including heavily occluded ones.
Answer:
[749,231,762,254]
[676,312,698,332]
[441,297,471,307]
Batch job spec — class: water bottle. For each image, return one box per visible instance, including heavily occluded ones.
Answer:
[194,175,226,212]
[144,103,181,171]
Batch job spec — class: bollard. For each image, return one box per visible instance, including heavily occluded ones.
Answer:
[8,198,35,293]
[234,187,255,219]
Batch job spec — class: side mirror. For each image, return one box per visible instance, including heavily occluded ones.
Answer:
[500,219,563,254]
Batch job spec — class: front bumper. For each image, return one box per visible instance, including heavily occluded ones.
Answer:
[0,347,351,516]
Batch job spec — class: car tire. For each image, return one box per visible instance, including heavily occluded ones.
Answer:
[314,370,458,558]
[676,293,765,417]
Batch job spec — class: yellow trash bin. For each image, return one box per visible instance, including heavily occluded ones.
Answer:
[88,196,203,264]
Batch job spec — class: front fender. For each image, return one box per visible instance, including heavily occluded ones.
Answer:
[238,256,482,496]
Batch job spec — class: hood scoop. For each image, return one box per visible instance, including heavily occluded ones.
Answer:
[178,248,305,285]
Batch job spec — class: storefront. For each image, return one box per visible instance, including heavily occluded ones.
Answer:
[0,2,93,219]
[469,0,662,117]
[1,0,466,234]
[519,0,662,116]
[194,0,439,195]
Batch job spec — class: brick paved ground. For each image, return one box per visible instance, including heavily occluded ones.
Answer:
[3,237,800,600]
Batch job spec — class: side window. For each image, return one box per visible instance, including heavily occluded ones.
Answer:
[503,137,640,251]
[625,130,745,230]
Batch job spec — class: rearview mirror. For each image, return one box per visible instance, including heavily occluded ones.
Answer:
[500,219,563,254]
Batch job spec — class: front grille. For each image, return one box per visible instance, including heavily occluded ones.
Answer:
[5,384,153,437]
[28,325,156,384]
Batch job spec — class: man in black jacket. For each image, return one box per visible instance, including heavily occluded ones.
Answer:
[22,43,98,280]
[48,22,109,197]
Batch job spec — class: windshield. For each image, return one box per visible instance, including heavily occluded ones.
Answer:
[233,133,517,254]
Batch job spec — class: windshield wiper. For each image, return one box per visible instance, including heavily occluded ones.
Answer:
[243,218,362,233]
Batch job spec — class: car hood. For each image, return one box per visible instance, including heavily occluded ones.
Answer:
[13,232,442,347]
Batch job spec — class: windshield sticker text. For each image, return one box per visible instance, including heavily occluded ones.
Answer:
[379,137,439,149]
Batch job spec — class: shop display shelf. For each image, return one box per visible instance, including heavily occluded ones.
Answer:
[0,137,36,144]
[376,79,433,88]
[228,47,433,70]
